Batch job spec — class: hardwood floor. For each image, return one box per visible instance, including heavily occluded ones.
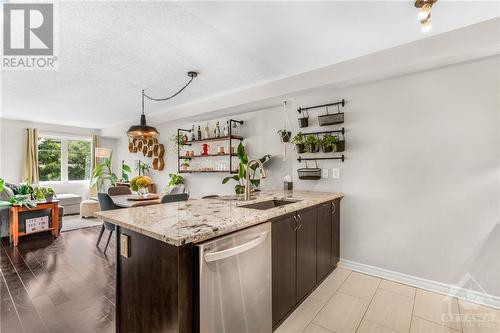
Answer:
[0,226,116,333]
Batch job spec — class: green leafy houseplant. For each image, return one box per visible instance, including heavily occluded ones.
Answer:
[222,142,271,195]
[305,135,320,153]
[137,161,152,176]
[180,159,190,172]
[32,187,55,202]
[0,178,36,209]
[170,134,186,153]
[17,182,33,200]
[321,134,339,153]
[91,153,118,191]
[168,173,184,187]
[291,132,305,153]
[121,161,132,182]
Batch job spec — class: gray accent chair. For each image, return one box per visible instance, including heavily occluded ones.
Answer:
[96,193,120,254]
[160,193,189,204]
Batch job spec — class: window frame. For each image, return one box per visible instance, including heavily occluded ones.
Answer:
[38,132,93,185]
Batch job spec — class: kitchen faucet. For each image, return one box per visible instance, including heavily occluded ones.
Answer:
[244,159,267,201]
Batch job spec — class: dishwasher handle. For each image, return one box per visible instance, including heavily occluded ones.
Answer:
[204,231,269,263]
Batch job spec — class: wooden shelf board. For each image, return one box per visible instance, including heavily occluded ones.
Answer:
[179,153,237,159]
[185,135,243,144]
[19,227,55,237]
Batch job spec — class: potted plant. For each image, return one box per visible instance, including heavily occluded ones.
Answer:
[130,175,152,197]
[180,159,190,172]
[170,134,186,153]
[321,134,339,153]
[137,161,152,176]
[222,142,271,195]
[168,173,184,187]
[277,129,291,143]
[32,187,55,202]
[305,135,320,153]
[291,132,305,153]
[91,152,118,192]
[121,161,132,182]
[17,182,33,200]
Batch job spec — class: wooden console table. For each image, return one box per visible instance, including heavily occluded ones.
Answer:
[9,201,59,247]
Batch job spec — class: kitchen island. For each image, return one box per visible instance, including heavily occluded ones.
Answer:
[95,190,343,333]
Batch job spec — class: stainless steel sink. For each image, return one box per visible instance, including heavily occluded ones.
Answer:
[239,199,299,210]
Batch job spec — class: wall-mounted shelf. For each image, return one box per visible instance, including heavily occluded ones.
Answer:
[177,119,243,174]
[180,153,237,159]
[298,155,345,162]
[297,99,345,114]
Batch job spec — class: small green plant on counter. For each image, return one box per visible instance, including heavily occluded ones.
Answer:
[291,132,305,153]
[304,135,320,153]
[168,173,184,187]
[222,142,271,195]
[180,159,190,172]
[321,134,339,153]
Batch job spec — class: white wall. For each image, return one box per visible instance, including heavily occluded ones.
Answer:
[112,56,500,298]
[0,119,118,198]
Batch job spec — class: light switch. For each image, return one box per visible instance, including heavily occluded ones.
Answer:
[321,169,329,178]
[120,234,130,258]
[332,168,340,179]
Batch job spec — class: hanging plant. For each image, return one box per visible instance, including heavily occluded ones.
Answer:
[292,132,305,153]
[277,129,291,143]
[321,134,339,153]
[305,135,321,153]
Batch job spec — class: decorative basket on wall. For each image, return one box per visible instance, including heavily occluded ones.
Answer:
[128,138,165,171]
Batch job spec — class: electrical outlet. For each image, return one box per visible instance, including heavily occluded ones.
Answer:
[321,169,329,178]
[332,168,340,179]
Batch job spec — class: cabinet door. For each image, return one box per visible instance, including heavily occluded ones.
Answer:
[272,214,297,327]
[332,199,341,266]
[317,203,333,282]
[296,207,317,301]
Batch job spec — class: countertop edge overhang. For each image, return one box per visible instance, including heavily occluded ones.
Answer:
[94,190,343,247]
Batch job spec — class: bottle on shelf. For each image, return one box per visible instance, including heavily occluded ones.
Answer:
[204,122,210,140]
[191,125,196,141]
[197,126,202,141]
[215,121,221,138]
[224,121,229,137]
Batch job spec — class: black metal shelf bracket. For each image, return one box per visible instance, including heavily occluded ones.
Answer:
[297,99,345,114]
[297,155,345,162]
[300,127,345,136]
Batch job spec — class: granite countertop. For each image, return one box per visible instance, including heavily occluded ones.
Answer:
[94,190,343,246]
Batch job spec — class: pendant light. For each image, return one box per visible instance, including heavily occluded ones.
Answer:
[415,0,437,33]
[127,71,198,139]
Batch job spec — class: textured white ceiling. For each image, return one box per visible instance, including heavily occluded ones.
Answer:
[1,1,499,129]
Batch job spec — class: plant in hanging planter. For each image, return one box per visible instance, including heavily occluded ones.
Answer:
[291,132,306,153]
[222,142,271,195]
[277,129,291,143]
[180,159,190,172]
[321,134,339,153]
[304,135,320,153]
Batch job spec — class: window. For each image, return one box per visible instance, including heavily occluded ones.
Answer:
[38,136,92,182]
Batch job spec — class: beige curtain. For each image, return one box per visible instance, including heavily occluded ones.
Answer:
[88,135,100,198]
[22,128,39,184]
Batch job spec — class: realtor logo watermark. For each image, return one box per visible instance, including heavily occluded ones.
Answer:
[3,2,58,70]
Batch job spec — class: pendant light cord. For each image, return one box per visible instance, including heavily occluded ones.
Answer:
[142,72,197,112]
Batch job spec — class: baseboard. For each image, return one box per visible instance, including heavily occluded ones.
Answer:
[339,259,500,310]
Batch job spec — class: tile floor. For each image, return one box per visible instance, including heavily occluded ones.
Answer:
[276,268,500,333]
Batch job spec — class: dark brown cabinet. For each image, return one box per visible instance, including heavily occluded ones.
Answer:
[272,200,341,330]
[317,203,333,282]
[271,213,297,327]
[296,207,317,301]
[332,199,340,266]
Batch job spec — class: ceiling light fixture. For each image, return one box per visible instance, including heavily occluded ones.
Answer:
[415,0,437,33]
[127,71,198,139]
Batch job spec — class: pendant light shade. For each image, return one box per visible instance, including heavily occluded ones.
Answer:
[126,71,198,139]
[127,114,159,138]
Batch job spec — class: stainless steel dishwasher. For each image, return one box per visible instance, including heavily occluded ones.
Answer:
[196,222,271,333]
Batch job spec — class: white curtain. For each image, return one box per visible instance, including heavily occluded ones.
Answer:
[22,128,39,184]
